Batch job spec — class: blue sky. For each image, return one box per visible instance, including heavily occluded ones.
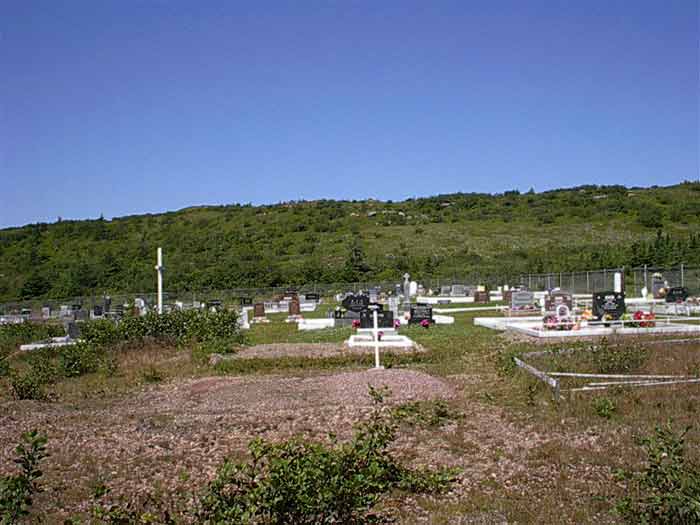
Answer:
[2,0,698,228]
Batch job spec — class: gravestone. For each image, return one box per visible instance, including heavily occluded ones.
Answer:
[651,274,666,299]
[369,288,379,303]
[473,291,489,304]
[41,306,51,319]
[388,296,399,318]
[333,307,344,319]
[545,291,573,312]
[342,293,370,313]
[359,309,394,329]
[65,321,80,339]
[74,309,88,321]
[103,296,112,313]
[511,291,535,309]
[592,291,626,320]
[289,296,301,317]
[114,304,124,318]
[451,285,466,297]
[93,305,103,317]
[440,285,452,296]
[71,304,82,312]
[409,304,434,325]
[207,300,222,311]
[239,297,253,306]
[665,287,689,303]
[304,293,320,302]
[502,290,512,305]
[253,303,266,318]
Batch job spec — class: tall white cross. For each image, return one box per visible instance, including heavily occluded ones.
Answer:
[155,247,164,315]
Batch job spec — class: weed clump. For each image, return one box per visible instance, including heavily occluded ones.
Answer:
[617,422,700,524]
[0,430,48,523]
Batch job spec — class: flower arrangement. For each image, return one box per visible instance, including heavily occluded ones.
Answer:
[352,319,360,329]
[420,319,430,329]
[393,319,401,329]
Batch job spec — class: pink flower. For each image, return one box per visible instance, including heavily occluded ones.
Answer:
[352,319,360,329]
[394,319,401,328]
[420,319,430,328]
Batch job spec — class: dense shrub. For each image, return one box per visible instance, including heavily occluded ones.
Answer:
[115,309,243,346]
[58,342,103,378]
[80,320,121,347]
[0,430,48,523]
[0,322,64,355]
[617,422,700,523]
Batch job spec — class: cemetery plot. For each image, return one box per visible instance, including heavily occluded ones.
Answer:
[513,339,700,398]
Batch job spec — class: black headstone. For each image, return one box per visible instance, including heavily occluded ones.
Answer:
[409,304,434,324]
[592,291,626,320]
[665,287,689,303]
[341,294,370,313]
[359,309,394,329]
[239,297,253,306]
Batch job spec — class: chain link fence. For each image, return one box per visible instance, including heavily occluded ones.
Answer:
[1,265,698,315]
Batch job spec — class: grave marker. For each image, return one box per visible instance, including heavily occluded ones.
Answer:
[665,287,689,303]
[545,291,573,312]
[342,293,370,313]
[592,291,626,321]
[360,309,394,329]
[409,304,433,325]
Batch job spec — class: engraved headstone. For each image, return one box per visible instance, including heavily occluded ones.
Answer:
[665,287,689,303]
[473,291,489,304]
[545,291,573,312]
[239,297,253,306]
[511,291,535,309]
[440,285,452,296]
[342,294,370,313]
[592,291,626,320]
[409,304,433,324]
[359,309,394,329]
[304,293,320,302]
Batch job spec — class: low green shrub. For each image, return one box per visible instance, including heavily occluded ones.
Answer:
[58,342,103,378]
[0,430,48,523]
[617,422,700,523]
[592,397,616,419]
[0,322,64,355]
[80,320,121,347]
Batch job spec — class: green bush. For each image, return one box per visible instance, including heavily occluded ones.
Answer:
[58,342,103,378]
[0,430,48,523]
[0,322,64,355]
[617,422,700,523]
[80,320,121,347]
[115,309,244,346]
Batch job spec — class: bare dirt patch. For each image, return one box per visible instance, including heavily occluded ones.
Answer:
[0,369,452,520]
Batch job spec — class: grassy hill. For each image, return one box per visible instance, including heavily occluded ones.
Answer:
[1,182,700,302]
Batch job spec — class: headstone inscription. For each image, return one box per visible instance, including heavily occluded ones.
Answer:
[440,285,451,296]
[665,287,689,303]
[359,309,394,329]
[592,291,626,321]
[409,304,433,324]
[545,291,573,312]
[304,293,320,302]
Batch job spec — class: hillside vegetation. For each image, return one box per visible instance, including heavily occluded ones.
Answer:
[1,182,700,302]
